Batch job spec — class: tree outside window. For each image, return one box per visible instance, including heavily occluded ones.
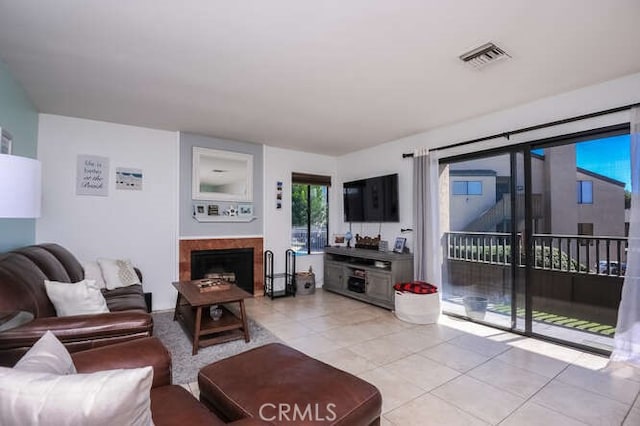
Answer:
[291,173,330,254]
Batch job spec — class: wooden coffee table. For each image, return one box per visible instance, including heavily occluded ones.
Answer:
[172,281,252,355]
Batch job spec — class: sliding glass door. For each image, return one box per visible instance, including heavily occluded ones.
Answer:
[527,133,629,351]
[441,150,526,331]
[439,127,628,352]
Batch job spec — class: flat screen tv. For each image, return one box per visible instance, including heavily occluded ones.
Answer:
[343,173,399,222]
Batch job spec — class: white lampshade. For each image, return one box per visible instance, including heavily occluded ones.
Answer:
[0,154,41,218]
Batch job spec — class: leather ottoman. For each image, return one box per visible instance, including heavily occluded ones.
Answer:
[198,343,382,425]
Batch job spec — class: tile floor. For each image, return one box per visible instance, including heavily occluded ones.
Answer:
[183,289,640,425]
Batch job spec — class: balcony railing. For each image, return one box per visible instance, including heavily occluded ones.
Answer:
[447,231,628,276]
[448,232,514,265]
[292,226,328,254]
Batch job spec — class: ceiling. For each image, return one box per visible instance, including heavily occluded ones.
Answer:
[0,1,639,156]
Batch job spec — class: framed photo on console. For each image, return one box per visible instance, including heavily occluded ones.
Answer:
[393,237,406,253]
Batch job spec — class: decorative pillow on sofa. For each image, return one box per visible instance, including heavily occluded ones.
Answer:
[97,258,141,290]
[81,260,107,289]
[14,331,76,375]
[0,365,154,426]
[44,279,110,317]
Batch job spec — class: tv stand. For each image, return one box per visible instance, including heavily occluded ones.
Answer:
[323,247,413,309]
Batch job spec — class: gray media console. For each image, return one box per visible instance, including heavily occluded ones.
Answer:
[323,246,414,309]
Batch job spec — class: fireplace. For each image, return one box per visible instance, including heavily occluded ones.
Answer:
[191,248,254,294]
[179,238,264,296]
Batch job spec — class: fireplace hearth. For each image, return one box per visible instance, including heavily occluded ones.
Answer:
[191,248,254,295]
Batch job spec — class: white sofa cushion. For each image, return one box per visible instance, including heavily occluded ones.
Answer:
[97,258,141,290]
[14,331,76,375]
[44,279,110,317]
[81,260,107,289]
[0,365,154,426]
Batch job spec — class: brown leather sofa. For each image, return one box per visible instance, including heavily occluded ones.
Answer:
[73,337,381,425]
[71,337,272,425]
[0,243,152,366]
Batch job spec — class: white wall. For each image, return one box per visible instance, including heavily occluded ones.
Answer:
[36,114,179,311]
[337,150,415,252]
[337,72,640,253]
[263,146,338,286]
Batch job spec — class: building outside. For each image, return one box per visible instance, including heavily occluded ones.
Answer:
[446,145,626,269]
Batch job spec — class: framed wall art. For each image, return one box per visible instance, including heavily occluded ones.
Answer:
[116,167,143,190]
[276,181,283,209]
[76,155,109,196]
[1,129,12,154]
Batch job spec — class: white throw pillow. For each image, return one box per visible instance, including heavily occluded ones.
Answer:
[81,260,107,289]
[44,279,110,317]
[0,366,154,426]
[14,331,76,375]
[97,258,141,290]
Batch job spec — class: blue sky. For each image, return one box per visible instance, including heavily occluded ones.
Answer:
[576,134,631,190]
[532,134,631,190]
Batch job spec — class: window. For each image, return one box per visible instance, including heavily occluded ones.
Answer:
[578,222,594,246]
[291,173,330,254]
[577,180,593,204]
[452,180,482,195]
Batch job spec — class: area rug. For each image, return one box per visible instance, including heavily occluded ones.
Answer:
[152,311,282,384]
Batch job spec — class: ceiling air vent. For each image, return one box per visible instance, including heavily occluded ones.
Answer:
[459,42,510,69]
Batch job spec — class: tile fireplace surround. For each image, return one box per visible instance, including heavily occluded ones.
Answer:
[179,238,264,296]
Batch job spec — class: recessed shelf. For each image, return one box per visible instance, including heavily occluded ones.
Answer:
[193,216,257,223]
